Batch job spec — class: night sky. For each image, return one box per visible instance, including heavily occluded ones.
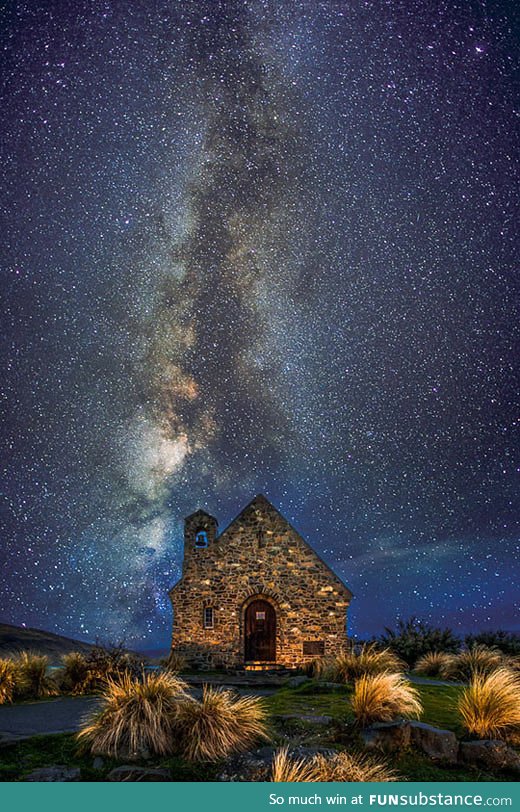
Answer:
[1,1,518,649]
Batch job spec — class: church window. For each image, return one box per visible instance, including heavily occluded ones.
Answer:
[257,528,265,548]
[203,607,214,628]
[195,530,208,548]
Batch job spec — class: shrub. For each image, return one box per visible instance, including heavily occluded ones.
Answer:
[465,631,520,657]
[77,671,188,758]
[15,651,57,699]
[332,644,404,683]
[58,651,92,695]
[175,686,268,761]
[441,645,504,682]
[458,667,520,740]
[0,658,17,704]
[414,651,453,678]
[379,618,460,666]
[270,748,397,782]
[351,672,422,727]
[56,644,143,694]
[82,643,142,689]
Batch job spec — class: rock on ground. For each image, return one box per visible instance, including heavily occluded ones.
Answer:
[458,740,520,774]
[408,722,459,763]
[362,721,458,763]
[361,721,411,751]
[24,766,81,782]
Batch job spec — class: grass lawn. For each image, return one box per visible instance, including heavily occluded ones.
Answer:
[265,679,465,733]
[417,684,464,735]
[266,681,353,720]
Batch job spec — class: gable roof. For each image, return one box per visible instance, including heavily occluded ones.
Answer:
[218,493,353,600]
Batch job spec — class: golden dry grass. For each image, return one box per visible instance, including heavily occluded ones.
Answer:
[311,751,398,782]
[302,655,337,680]
[175,686,268,761]
[271,747,318,782]
[0,658,17,704]
[441,645,504,682]
[270,748,397,782]
[15,651,57,698]
[77,671,188,758]
[505,655,520,673]
[351,672,422,727]
[458,667,520,740]
[163,650,187,674]
[332,644,405,683]
[414,651,453,678]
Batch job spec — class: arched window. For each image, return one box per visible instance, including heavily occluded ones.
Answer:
[195,530,208,548]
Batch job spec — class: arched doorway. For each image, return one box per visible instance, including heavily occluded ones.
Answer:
[244,599,276,662]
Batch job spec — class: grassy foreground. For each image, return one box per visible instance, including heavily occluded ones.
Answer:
[0,681,516,782]
[265,680,465,734]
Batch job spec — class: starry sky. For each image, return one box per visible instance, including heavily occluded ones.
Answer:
[1,0,518,649]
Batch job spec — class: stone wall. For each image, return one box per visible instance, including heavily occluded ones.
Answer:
[169,495,352,670]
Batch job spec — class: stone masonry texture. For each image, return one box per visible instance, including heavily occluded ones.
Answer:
[169,494,353,670]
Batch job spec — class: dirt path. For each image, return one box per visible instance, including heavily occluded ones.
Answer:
[0,682,278,743]
[0,696,101,742]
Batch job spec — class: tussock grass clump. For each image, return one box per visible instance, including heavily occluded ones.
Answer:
[441,645,504,682]
[162,650,187,674]
[59,651,93,695]
[175,686,268,761]
[77,671,188,758]
[271,747,317,782]
[0,658,17,704]
[351,672,422,727]
[270,748,396,782]
[301,656,337,680]
[332,644,405,683]
[311,751,398,782]
[414,651,453,678]
[15,651,57,699]
[458,667,520,741]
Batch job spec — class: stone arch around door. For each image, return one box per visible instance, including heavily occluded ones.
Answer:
[241,593,278,663]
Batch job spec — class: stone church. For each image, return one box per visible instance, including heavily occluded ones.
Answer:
[169,494,353,670]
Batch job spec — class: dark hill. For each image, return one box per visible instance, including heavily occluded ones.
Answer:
[0,622,95,664]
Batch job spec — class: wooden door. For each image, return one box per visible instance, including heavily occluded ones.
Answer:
[245,599,276,662]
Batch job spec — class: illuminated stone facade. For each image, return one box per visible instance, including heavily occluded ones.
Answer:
[169,494,352,670]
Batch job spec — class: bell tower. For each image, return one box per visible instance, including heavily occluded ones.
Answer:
[182,509,218,575]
